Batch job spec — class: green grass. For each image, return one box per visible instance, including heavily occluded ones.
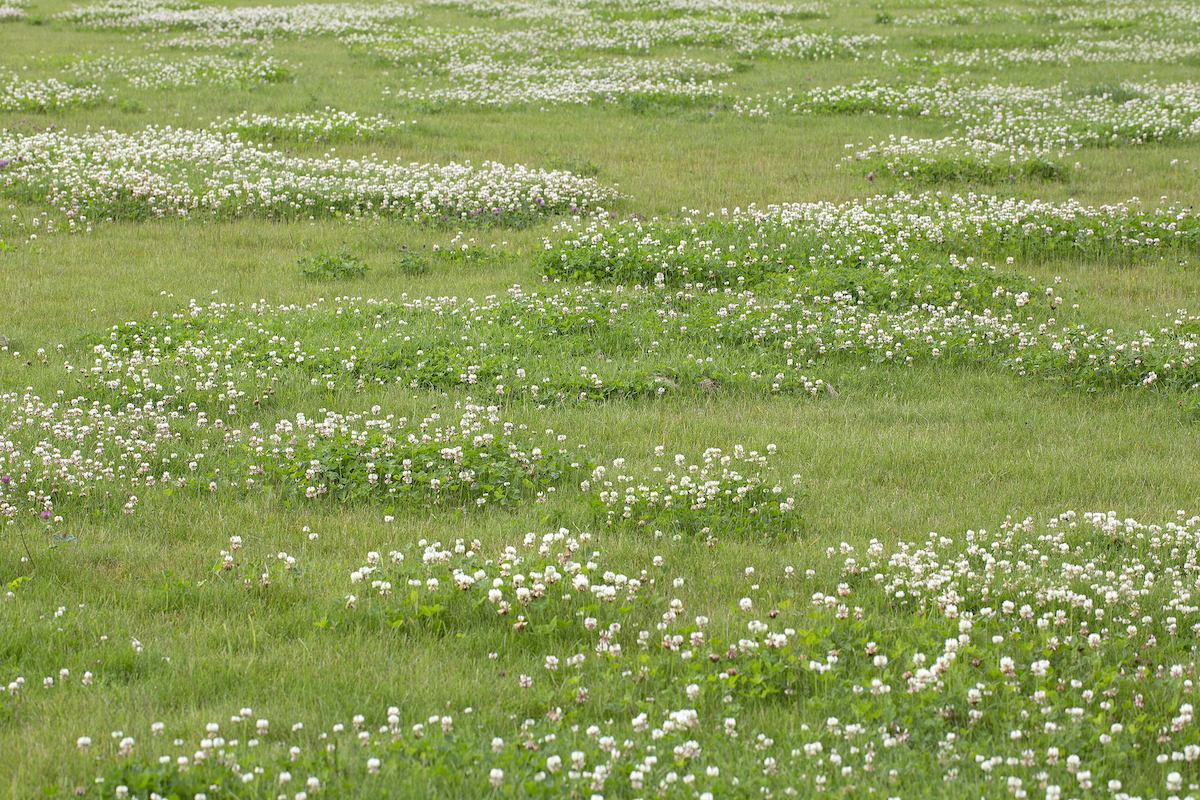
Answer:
[4,0,1200,796]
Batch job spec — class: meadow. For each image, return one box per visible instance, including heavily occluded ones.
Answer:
[2,0,1200,797]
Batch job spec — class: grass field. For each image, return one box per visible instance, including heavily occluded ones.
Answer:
[3,0,1200,797]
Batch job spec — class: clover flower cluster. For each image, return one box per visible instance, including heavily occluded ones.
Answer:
[736,30,883,59]
[874,510,1200,630]
[588,446,802,538]
[341,527,647,625]
[538,196,1200,393]
[906,33,1200,69]
[359,13,861,61]
[543,193,1200,285]
[885,1,1173,29]
[347,24,564,61]
[0,72,107,112]
[843,135,1062,186]
[0,360,586,521]
[70,54,293,90]
[431,0,828,21]
[735,78,1200,174]
[955,81,1200,154]
[873,6,1200,64]
[74,284,847,412]
[384,54,729,109]
[0,0,27,23]
[207,108,415,144]
[57,507,1200,797]
[756,508,1200,795]
[748,192,1200,257]
[159,30,277,49]
[0,387,221,524]
[251,401,586,508]
[57,0,416,39]
[84,303,294,416]
[0,125,617,226]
